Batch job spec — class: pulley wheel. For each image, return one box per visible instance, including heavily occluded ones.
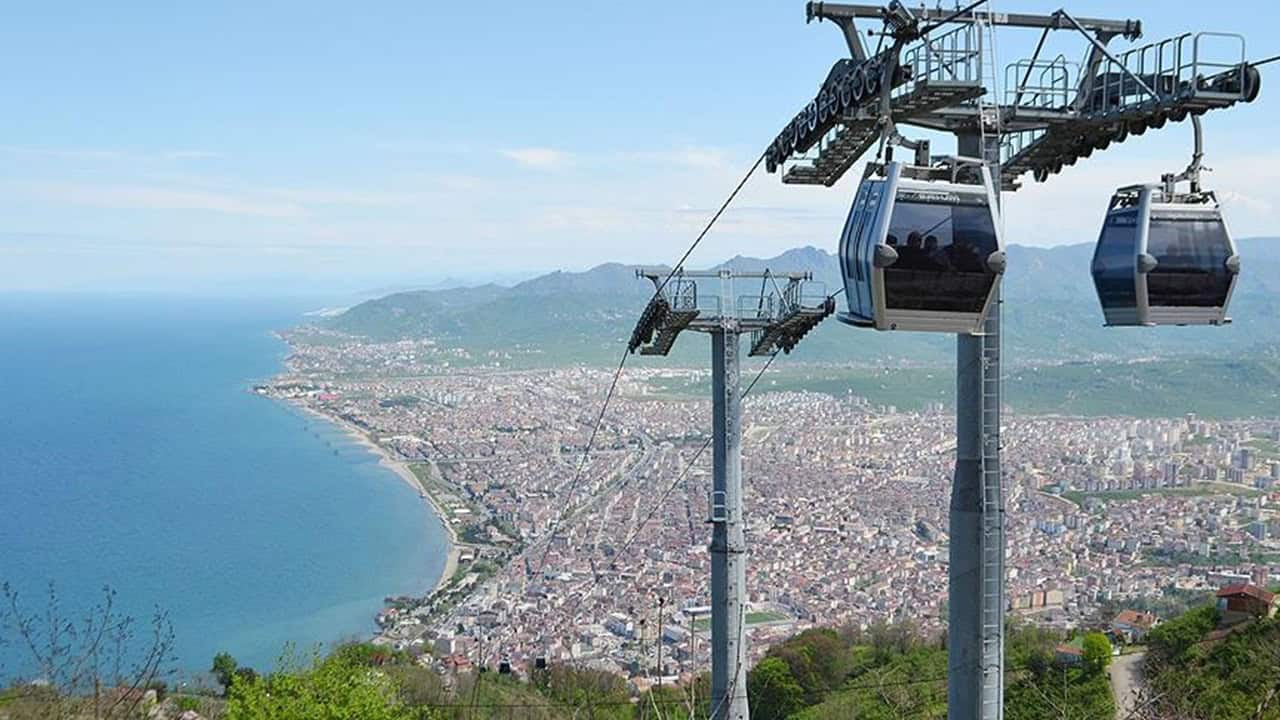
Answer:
[1244,65,1262,103]
[864,62,881,97]
[850,67,866,104]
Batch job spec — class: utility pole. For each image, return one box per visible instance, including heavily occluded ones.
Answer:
[630,268,833,720]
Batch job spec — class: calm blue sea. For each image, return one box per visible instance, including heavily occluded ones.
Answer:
[0,294,448,683]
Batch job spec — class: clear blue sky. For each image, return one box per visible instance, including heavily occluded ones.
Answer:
[2,1,1276,293]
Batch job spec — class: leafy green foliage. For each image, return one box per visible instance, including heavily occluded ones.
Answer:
[1146,605,1219,664]
[747,657,804,720]
[1081,633,1112,674]
[1004,666,1115,720]
[329,641,412,668]
[762,628,854,704]
[175,695,203,712]
[1144,608,1280,719]
[530,664,631,719]
[211,651,239,692]
[225,652,419,720]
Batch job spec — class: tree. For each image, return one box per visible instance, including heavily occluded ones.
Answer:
[764,627,854,705]
[532,663,630,708]
[748,657,804,720]
[211,651,239,692]
[1146,605,1218,663]
[1081,632,1112,674]
[0,581,175,720]
[225,653,420,720]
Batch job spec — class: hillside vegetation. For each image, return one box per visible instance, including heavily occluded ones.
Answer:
[1143,605,1280,719]
[318,240,1280,417]
[327,239,1280,365]
[747,623,1113,720]
[12,601,1280,719]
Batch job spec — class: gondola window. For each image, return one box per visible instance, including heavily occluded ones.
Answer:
[884,199,997,312]
[1146,215,1233,307]
[1093,211,1139,311]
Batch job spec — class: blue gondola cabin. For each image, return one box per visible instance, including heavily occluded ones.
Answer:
[838,161,1005,334]
[1092,184,1239,326]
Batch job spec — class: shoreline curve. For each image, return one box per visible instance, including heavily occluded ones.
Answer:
[290,401,461,598]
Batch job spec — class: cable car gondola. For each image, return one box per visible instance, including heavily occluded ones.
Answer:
[1091,185,1238,326]
[1091,118,1240,326]
[838,160,1005,334]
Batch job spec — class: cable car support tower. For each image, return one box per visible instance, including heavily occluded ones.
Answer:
[629,269,834,720]
[764,3,1263,719]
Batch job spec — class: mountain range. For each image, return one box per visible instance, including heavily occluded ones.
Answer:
[326,239,1280,370]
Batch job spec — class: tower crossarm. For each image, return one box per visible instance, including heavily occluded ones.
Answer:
[1001,29,1261,190]
[768,4,1261,190]
[628,269,832,356]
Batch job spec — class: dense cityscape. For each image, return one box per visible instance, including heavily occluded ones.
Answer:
[261,329,1280,688]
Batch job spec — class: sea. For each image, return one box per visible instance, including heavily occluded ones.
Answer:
[0,293,449,684]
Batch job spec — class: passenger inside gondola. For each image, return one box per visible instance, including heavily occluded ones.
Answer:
[883,199,997,312]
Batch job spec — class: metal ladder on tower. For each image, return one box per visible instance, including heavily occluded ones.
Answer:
[979,316,1004,720]
[977,13,1006,720]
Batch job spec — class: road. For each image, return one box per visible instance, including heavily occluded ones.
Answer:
[1109,650,1146,720]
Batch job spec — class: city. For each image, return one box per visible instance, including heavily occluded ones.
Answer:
[261,329,1280,687]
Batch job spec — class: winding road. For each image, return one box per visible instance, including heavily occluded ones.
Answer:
[1109,650,1146,720]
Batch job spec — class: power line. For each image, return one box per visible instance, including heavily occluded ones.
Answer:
[1254,54,1280,67]
[611,351,779,583]
[421,666,958,710]
[546,350,782,678]
[920,0,991,36]
[528,151,767,581]
[552,293,832,638]
[529,347,628,575]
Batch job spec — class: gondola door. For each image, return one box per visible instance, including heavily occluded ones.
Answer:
[1142,199,1238,325]
[876,165,1002,333]
[838,174,891,327]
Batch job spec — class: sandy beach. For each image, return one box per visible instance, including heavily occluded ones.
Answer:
[293,402,461,596]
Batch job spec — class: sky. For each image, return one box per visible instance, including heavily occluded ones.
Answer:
[2,0,1278,294]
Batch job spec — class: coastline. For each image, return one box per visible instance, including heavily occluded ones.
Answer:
[291,401,461,597]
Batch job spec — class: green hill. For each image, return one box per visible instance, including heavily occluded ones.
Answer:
[327,238,1280,365]
[316,239,1280,417]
